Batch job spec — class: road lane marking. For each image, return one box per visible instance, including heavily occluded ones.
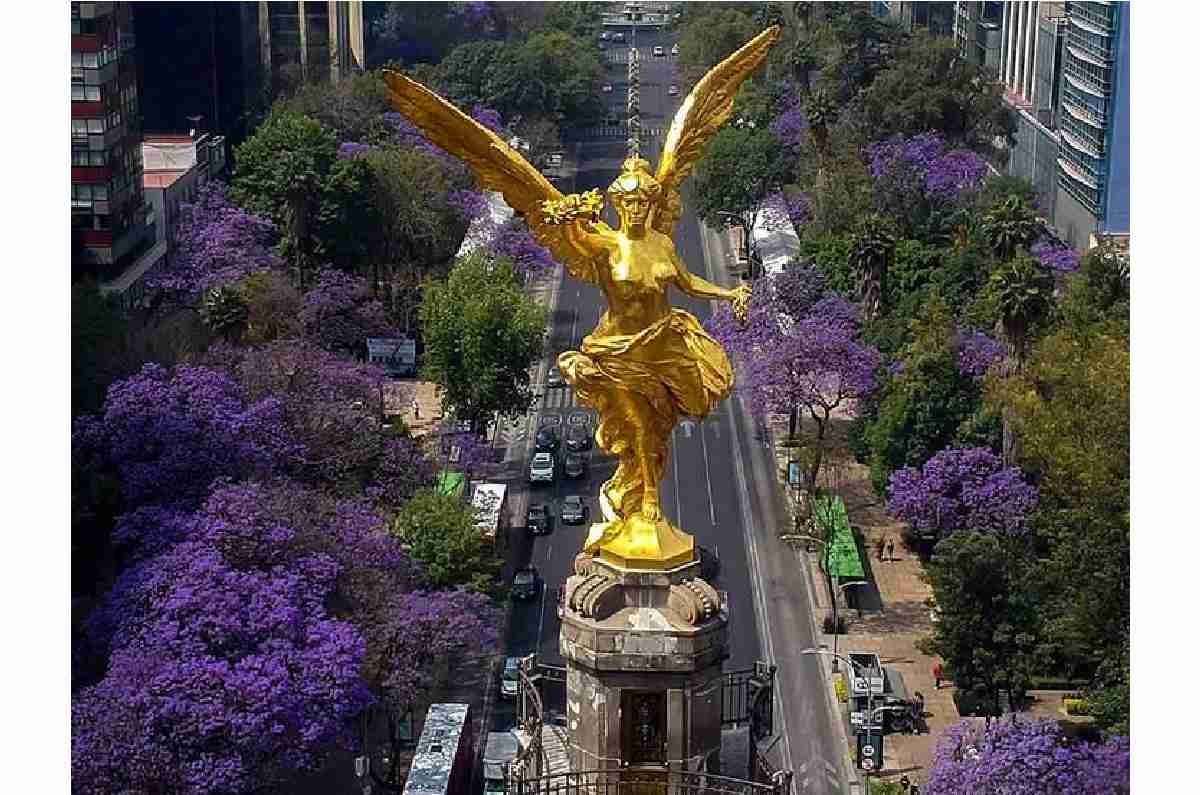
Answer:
[699,217,795,780]
[700,415,716,525]
[536,575,549,655]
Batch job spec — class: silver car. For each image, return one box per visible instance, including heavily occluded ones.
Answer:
[561,495,588,525]
[529,452,555,483]
[501,657,521,698]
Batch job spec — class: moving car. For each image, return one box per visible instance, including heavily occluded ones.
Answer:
[484,731,522,795]
[653,45,665,57]
[527,503,553,535]
[671,43,680,55]
[613,31,624,41]
[546,366,566,388]
[529,452,556,484]
[668,84,679,96]
[565,424,592,452]
[561,495,588,525]
[512,566,540,600]
[698,545,720,583]
[599,31,610,41]
[535,427,559,452]
[563,452,587,479]
[602,83,614,93]
[501,656,522,697]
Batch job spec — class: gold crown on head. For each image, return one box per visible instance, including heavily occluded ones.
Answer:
[608,157,662,199]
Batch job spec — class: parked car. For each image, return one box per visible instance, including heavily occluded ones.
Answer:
[599,31,610,40]
[671,43,680,55]
[565,424,592,451]
[527,503,553,535]
[512,566,540,600]
[546,366,566,388]
[561,495,588,525]
[484,731,522,795]
[668,84,679,96]
[602,83,614,93]
[563,452,587,479]
[697,545,720,583]
[501,656,522,698]
[613,31,624,41]
[535,427,559,452]
[653,46,665,57]
[529,452,556,484]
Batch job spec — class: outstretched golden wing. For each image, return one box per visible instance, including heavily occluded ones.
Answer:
[382,71,601,280]
[652,26,782,233]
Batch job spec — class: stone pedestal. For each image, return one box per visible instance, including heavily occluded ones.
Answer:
[559,553,728,775]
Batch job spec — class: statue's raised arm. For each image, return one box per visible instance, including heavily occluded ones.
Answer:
[381,72,609,284]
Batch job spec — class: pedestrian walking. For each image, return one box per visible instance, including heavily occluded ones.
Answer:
[933,662,944,690]
[875,536,887,561]
[885,538,895,561]
[411,398,420,419]
[913,691,926,734]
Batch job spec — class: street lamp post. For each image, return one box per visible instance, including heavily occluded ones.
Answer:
[802,648,882,792]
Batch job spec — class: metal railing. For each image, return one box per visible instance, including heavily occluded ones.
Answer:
[512,767,788,795]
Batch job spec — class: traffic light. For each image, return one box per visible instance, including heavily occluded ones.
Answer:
[856,730,883,771]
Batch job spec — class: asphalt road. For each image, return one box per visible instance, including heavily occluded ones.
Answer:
[494,25,852,795]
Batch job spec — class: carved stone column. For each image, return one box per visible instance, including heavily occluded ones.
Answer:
[560,553,728,776]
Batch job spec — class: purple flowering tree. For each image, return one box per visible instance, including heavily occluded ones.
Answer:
[1031,238,1082,274]
[81,363,302,509]
[927,718,1129,795]
[300,269,395,354]
[73,542,370,795]
[337,141,374,159]
[146,181,282,305]
[867,132,990,237]
[957,327,1005,380]
[447,188,490,223]
[365,435,439,512]
[487,219,558,280]
[887,446,1039,538]
[711,292,881,493]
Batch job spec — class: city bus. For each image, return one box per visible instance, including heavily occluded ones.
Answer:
[401,703,474,795]
[471,482,509,551]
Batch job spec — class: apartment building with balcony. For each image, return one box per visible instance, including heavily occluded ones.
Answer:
[953,2,1005,78]
[1054,1,1130,249]
[71,2,156,280]
[257,0,365,95]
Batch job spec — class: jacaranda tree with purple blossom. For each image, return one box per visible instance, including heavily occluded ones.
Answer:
[710,290,881,493]
[79,363,302,510]
[146,181,282,306]
[299,269,395,355]
[926,717,1129,795]
[867,132,989,239]
[887,446,1038,539]
[73,541,370,795]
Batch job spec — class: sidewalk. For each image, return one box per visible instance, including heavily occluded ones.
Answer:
[768,415,954,787]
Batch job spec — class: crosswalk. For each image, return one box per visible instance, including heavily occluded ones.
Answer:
[581,124,665,139]
[539,387,579,410]
[605,51,677,65]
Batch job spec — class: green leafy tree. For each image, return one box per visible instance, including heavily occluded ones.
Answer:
[420,253,546,433]
[675,6,760,86]
[433,40,509,109]
[276,73,395,144]
[541,1,608,39]
[986,254,1055,365]
[362,146,470,328]
[986,320,1129,687]
[313,154,378,273]
[231,110,338,284]
[389,487,501,595]
[859,30,1012,149]
[864,299,993,494]
[72,281,131,417]
[483,31,605,124]
[692,126,792,273]
[920,531,1046,713]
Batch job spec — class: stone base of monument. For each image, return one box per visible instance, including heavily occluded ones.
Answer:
[560,552,728,774]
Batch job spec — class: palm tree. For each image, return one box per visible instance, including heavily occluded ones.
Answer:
[981,195,1041,262]
[850,213,897,321]
[802,88,838,164]
[987,254,1054,464]
[200,285,249,342]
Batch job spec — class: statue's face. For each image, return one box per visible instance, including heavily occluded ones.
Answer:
[617,192,652,235]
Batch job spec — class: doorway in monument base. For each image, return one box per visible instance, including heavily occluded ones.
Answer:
[622,690,668,766]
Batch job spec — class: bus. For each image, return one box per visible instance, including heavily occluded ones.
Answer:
[402,703,474,795]
[471,482,509,551]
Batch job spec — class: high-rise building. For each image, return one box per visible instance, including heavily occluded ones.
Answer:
[257,0,365,96]
[953,2,1004,78]
[71,2,156,279]
[994,3,1069,225]
[877,1,957,35]
[1054,1,1130,248]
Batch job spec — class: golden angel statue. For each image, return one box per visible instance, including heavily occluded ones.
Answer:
[383,26,781,570]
